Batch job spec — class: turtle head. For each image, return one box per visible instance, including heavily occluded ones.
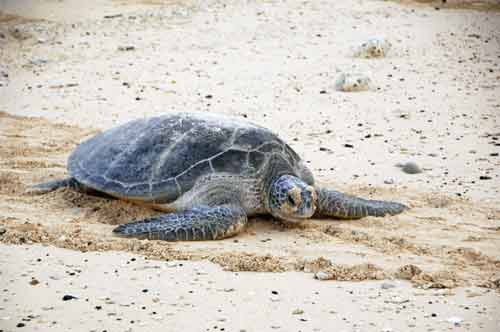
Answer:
[268,175,317,223]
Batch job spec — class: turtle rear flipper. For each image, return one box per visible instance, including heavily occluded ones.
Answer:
[27,177,111,198]
[315,187,408,219]
[27,177,79,195]
[113,205,248,241]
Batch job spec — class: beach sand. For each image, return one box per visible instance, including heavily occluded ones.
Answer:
[0,0,499,331]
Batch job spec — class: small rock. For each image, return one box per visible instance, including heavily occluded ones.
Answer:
[397,162,422,174]
[384,179,395,185]
[292,309,304,315]
[0,227,6,236]
[62,295,77,301]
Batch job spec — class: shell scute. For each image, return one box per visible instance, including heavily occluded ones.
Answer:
[176,160,213,193]
[211,150,250,174]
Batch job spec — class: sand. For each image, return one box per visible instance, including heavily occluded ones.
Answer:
[0,0,499,331]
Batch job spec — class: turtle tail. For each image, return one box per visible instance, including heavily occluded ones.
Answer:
[315,187,408,219]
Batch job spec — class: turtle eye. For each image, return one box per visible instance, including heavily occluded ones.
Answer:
[287,195,296,206]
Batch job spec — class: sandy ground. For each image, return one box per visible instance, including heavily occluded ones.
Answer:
[1,0,500,331]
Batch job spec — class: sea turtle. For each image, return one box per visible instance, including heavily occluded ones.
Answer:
[32,112,408,241]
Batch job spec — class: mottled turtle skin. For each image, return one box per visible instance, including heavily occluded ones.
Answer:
[33,112,408,241]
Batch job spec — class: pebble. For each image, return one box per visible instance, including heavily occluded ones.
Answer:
[397,162,423,174]
[384,179,395,185]
[292,309,304,315]
[62,295,77,301]
[381,282,396,289]
[117,46,135,51]
[447,316,463,325]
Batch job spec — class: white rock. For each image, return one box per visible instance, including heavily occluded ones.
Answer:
[354,37,392,58]
[335,73,372,92]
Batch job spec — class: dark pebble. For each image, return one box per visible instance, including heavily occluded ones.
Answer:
[62,295,77,301]
[399,162,422,174]
[16,323,25,328]
[104,14,123,19]
[479,176,492,180]
[271,290,279,295]
[319,90,327,94]
[344,144,354,148]
[205,94,213,99]
[95,306,102,310]
[142,289,148,293]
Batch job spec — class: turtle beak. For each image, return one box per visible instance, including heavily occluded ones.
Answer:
[309,186,317,211]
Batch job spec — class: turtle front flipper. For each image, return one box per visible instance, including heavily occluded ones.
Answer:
[113,205,248,241]
[315,187,408,219]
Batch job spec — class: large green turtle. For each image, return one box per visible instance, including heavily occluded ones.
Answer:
[33,112,408,241]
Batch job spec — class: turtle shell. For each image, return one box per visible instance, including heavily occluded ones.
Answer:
[68,112,302,203]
